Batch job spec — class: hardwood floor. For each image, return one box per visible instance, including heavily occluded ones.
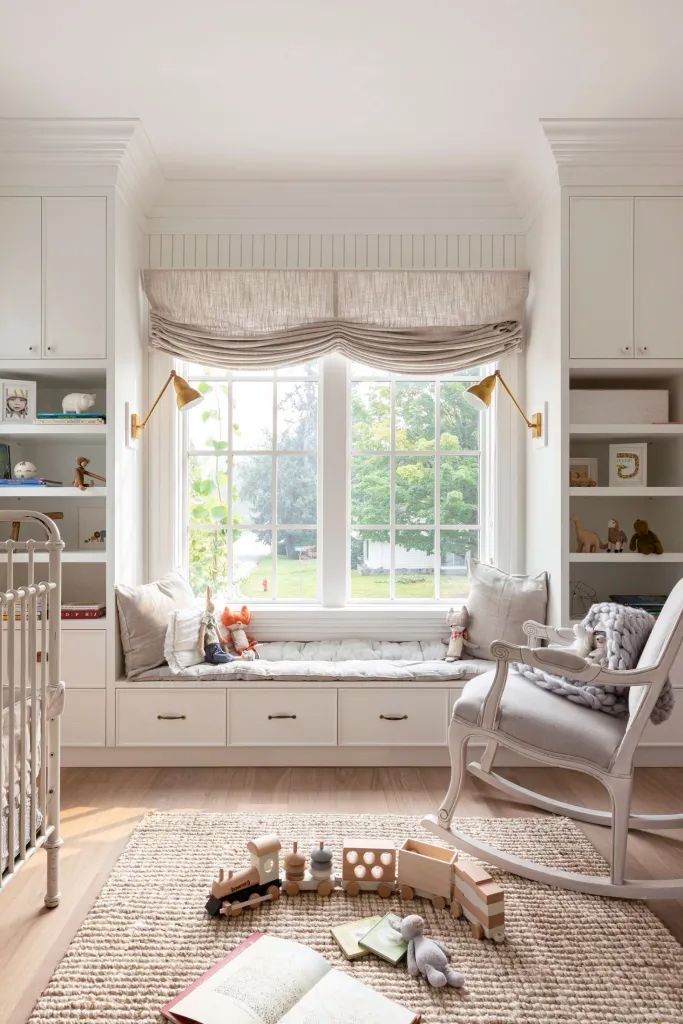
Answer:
[1,765,682,1024]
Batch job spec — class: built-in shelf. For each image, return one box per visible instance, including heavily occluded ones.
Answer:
[0,550,106,563]
[569,487,683,497]
[0,424,106,442]
[0,486,106,498]
[569,553,683,563]
[570,423,683,439]
[569,359,683,377]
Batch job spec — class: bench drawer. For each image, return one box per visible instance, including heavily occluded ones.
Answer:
[117,688,227,746]
[229,688,337,746]
[339,688,448,746]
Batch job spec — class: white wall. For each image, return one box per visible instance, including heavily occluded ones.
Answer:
[524,189,563,622]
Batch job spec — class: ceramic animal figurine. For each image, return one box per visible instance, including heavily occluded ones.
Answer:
[62,392,96,414]
[630,519,664,556]
[13,460,37,479]
[445,605,470,661]
[570,515,606,553]
[390,914,465,989]
[607,518,627,553]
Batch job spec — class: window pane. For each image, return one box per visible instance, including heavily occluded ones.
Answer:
[277,455,317,524]
[395,456,434,525]
[440,381,480,450]
[395,382,435,450]
[350,529,390,599]
[440,455,479,525]
[234,529,272,598]
[277,382,318,450]
[351,382,390,451]
[277,360,319,378]
[233,455,272,526]
[395,530,434,599]
[276,530,317,598]
[232,381,273,449]
[188,456,228,527]
[440,530,479,598]
[187,381,229,450]
[188,528,228,595]
[351,456,390,525]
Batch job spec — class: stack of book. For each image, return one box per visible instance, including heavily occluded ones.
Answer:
[34,412,106,426]
[0,477,62,486]
[610,593,668,618]
[61,604,106,620]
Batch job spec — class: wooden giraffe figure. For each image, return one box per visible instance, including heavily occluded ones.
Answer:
[570,515,606,553]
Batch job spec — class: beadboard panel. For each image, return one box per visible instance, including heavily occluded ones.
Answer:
[146,232,527,270]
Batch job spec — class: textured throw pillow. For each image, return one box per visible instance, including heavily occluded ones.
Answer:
[164,607,206,673]
[115,571,195,678]
[464,558,548,659]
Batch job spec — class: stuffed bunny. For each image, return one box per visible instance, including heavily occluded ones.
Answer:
[390,914,464,989]
[445,606,470,662]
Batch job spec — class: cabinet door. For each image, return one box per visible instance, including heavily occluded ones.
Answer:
[635,198,683,359]
[0,197,42,359]
[569,198,633,359]
[43,197,107,358]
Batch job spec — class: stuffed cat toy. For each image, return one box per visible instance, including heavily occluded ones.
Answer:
[445,606,470,661]
[220,605,258,659]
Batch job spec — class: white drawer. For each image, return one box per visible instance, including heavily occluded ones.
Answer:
[229,688,337,746]
[339,688,448,746]
[61,688,105,746]
[62,630,106,688]
[117,688,227,746]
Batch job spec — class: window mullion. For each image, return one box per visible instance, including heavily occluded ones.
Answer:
[271,378,278,602]
[434,380,441,601]
[389,379,396,601]
[227,376,234,598]
[321,353,348,607]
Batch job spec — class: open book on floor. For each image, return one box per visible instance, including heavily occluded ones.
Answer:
[161,933,420,1024]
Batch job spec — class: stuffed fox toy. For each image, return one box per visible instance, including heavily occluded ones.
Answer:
[220,605,258,659]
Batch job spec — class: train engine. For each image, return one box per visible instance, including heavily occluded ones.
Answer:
[206,833,282,917]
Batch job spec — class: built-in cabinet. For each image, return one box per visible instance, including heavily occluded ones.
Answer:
[569,196,683,360]
[0,195,107,360]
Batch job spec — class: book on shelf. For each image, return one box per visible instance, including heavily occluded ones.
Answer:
[358,912,408,966]
[61,604,106,619]
[330,914,382,960]
[161,933,420,1024]
[0,477,63,486]
[35,412,106,423]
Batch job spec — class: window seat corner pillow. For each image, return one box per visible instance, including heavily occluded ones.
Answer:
[115,571,195,678]
[164,607,206,674]
[464,558,548,659]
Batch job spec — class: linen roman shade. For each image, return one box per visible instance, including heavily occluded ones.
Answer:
[142,269,529,374]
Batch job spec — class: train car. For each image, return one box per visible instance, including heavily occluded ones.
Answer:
[342,839,395,897]
[451,857,505,942]
[206,834,282,917]
[397,838,456,910]
[282,841,338,896]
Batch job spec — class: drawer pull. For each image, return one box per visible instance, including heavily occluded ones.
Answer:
[157,713,187,721]
[268,713,297,720]
[380,713,408,721]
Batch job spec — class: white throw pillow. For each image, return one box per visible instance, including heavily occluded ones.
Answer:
[164,607,206,673]
[464,558,548,659]
[115,570,195,678]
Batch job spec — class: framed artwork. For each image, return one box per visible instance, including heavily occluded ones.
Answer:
[569,457,598,487]
[78,507,107,551]
[0,379,36,422]
[609,443,647,487]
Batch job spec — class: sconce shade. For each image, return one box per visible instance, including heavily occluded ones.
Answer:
[464,372,498,411]
[172,373,203,411]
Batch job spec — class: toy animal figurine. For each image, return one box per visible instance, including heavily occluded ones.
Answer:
[199,587,233,665]
[570,515,606,553]
[569,469,597,487]
[390,914,464,989]
[14,460,37,479]
[220,605,258,659]
[607,518,627,553]
[445,606,470,661]
[566,622,594,659]
[62,392,96,414]
[73,456,106,490]
[630,518,664,555]
[586,629,607,665]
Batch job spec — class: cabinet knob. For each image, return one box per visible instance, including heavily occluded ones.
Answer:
[28,346,35,352]
[621,346,631,353]
[46,345,54,352]
[639,346,648,354]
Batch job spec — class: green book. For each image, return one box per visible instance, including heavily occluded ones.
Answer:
[358,912,408,965]
[330,915,382,961]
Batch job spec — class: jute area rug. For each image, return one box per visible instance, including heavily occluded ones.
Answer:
[29,812,683,1024]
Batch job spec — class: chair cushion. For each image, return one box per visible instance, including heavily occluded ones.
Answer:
[454,669,627,769]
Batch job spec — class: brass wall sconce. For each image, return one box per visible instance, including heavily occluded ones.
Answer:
[129,370,203,443]
[465,370,543,440]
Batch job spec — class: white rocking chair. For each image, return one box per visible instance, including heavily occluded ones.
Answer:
[422,577,683,899]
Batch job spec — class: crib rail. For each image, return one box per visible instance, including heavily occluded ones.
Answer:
[0,511,63,902]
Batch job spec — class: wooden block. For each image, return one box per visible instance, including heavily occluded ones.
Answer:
[476,879,505,906]
[455,858,492,887]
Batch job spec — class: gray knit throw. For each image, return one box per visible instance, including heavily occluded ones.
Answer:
[514,603,674,723]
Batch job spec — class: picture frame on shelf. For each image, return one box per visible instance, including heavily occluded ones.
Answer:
[609,443,647,487]
[78,507,106,551]
[0,379,36,422]
[569,457,598,487]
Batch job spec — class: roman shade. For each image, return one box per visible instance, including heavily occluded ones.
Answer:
[142,269,529,374]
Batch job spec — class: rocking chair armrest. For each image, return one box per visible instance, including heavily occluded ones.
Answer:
[493,642,658,688]
[523,620,575,647]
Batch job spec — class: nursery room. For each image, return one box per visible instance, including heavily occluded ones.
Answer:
[1,2,683,1022]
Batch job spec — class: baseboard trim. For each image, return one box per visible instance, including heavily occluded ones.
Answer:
[61,743,683,769]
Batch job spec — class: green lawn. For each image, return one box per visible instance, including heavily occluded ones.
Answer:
[239,555,468,600]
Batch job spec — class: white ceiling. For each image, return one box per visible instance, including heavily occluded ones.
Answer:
[2,0,683,199]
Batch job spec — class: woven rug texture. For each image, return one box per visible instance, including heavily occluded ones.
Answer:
[28,811,683,1024]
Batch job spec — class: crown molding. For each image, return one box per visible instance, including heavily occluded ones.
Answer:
[541,118,683,184]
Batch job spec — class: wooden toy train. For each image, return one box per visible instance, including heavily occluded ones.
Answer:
[206,834,505,942]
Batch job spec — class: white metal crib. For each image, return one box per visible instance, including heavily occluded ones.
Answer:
[0,510,63,908]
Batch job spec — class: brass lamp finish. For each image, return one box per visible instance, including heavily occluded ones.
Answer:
[130,370,203,441]
[465,370,542,439]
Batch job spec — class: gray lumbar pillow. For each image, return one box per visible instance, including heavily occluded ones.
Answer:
[115,570,196,678]
[464,558,548,659]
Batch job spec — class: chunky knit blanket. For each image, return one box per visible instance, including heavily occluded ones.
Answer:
[515,603,674,723]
